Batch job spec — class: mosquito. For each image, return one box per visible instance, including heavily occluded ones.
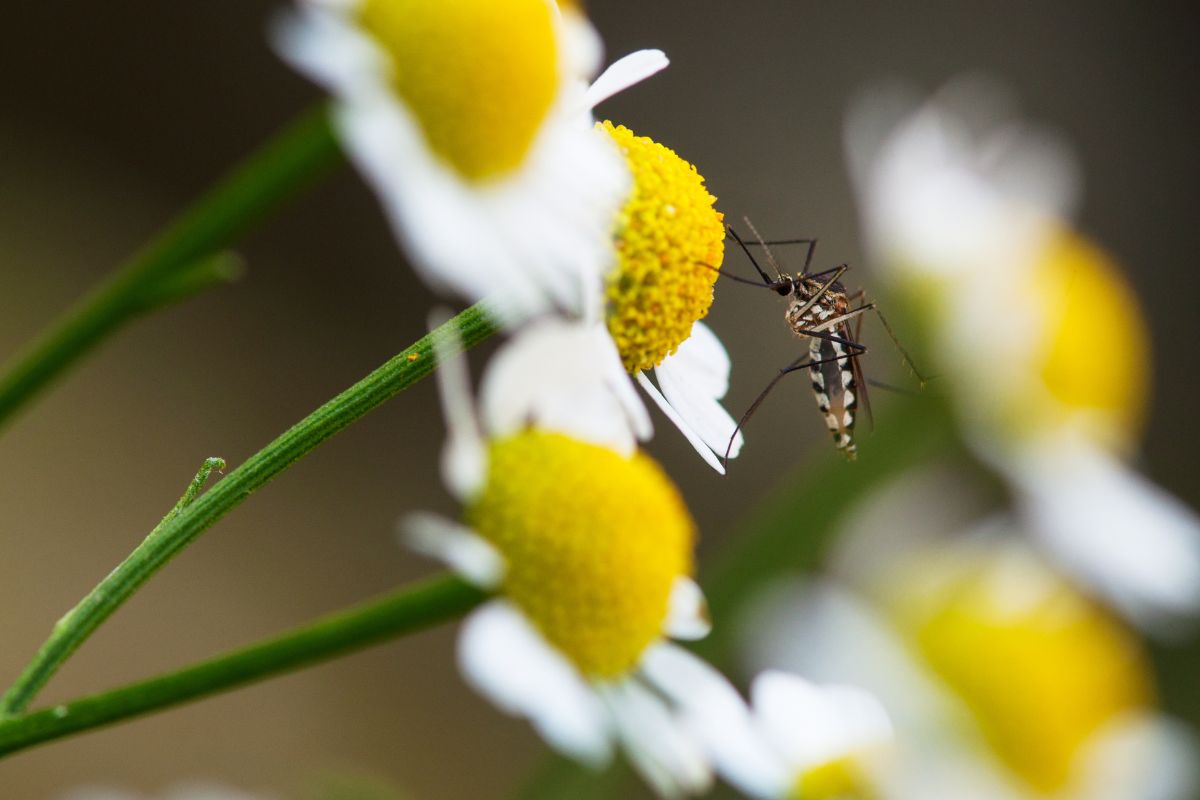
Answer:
[711,217,924,464]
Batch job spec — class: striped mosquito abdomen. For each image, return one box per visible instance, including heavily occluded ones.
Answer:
[808,334,858,459]
[788,278,859,460]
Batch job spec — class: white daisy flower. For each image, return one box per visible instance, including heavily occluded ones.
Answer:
[445,121,747,474]
[274,0,668,325]
[597,121,744,473]
[403,322,750,797]
[845,78,1200,630]
[741,529,1198,800]
[684,668,894,800]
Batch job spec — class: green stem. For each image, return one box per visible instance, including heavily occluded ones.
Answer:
[0,575,486,758]
[0,106,341,431]
[0,305,497,717]
[0,458,227,719]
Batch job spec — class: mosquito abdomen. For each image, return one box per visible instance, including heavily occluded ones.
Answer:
[809,338,858,460]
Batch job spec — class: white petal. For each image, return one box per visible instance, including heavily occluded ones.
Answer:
[276,4,632,326]
[655,323,743,460]
[458,602,612,765]
[1013,439,1200,632]
[584,49,670,111]
[599,679,712,798]
[737,577,958,736]
[847,79,1075,283]
[640,644,790,800]
[751,670,892,771]
[1075,713,1199,800]
[479,320,651,456]
[637,371,726,474]
[400,512,504,589]
[428,310,487,501]
[663,577,711,640]
[271,5,387,103]
[556,6,604,81]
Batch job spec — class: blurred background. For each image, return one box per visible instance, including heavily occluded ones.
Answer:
[2,1,1197,797]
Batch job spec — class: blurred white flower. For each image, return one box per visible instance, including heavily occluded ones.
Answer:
[741,521,1198,800]
[275,0,667,324]
[692,669,894,800]
[846,78,1200,630]
[399,323,753,797]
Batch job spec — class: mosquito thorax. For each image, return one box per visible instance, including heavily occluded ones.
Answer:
[786,278,850,334]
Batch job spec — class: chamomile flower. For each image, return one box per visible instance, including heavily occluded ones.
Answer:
[403,323,748,797]
[683,669,893,800]
[846,79,1200,629]
[459,122,745,473]
[599,122,744,473]
[743,528,1197,800]
[275,0,667,324]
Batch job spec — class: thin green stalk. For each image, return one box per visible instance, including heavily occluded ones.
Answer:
[0,106,341,430]
[0,305,497,717]
[0,574,486,758]
[0,457,227,715]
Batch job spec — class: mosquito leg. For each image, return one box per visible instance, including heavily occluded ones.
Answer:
[844,289,929,386]
[698,261,791,292]
[736,237,818,247]
[866,378,922,396]
[794,326,867,354]
[742,217,788,282]
[722,347,863,467]
[870,306,929,386]
[726,225,777,285]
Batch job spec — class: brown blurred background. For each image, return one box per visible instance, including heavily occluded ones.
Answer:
[2,1,1198,797]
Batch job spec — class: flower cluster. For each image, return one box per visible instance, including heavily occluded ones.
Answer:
[846,80,1200,632]
[274,1,794,795]
[268,4,1197,798]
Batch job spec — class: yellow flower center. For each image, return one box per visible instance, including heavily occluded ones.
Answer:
[599,122,725,373]
[1030,229,1149,453]
[903,554,1150,793]
[465,431,695,678]
[357,0,559,181]
[790,757,876,800]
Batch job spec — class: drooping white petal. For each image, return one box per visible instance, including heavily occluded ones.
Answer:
[663,577,711,640]
[479,319,651,456]
[639,644,791,800]
[428,310,487,501]
[637,371,725,474]
[401,512,505,589]
[655,322,743,460]
[1012,438,1200,632]
[458,602,612,765]
[599,679,713,798]
[751,670,892,772]
[583,49,670,111]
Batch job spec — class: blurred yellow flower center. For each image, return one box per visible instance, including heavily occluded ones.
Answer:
[1031,230,1149,452]
[791,757,875,800]
[600,121,725,373]
[357,0,559,181]
[906,554,1150,793]
[465,431,695,678]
